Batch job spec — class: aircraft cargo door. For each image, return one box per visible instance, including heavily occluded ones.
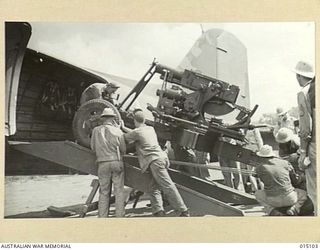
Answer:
[5,22,32,136]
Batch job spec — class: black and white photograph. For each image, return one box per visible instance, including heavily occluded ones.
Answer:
[5,21,316,219]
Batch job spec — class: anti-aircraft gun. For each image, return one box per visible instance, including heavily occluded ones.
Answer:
[119,61,268,167]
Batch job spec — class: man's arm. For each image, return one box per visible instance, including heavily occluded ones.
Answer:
[297,91,312,169]
[288,164,303,188]
[90,127,99,153]
[120,120,133,133]
[278,145,286,158]
[123,128,139,145]
[253,128,263,150]
[119,134,126,154]
[298,91,312,151]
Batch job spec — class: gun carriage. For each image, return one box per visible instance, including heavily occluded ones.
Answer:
[118,61,266,167]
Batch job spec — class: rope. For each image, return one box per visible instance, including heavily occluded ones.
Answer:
[123,155,256,176]
[170,159,256,176]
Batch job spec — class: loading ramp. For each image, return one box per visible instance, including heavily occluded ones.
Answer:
[9,140,265,217]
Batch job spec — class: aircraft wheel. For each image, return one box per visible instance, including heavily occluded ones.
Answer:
[72,99,121,148]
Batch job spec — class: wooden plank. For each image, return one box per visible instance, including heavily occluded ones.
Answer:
[233,204,266,216]
[116,152,258,206]
[28,132,51,140]
[48,124,70,130]
[17,110,33,115]
[47,206,77,217]
[177,184,244,216]
[19,72,31,82]
[47,134,72,141]
[13,131,31,140]
[5,203,97,218]
[17,79,27,90]
[17,104,35,112]
[23,89,41,99]
[16,113,64,125]
[17,94,38,101]
[22,84,42,93]
[28,74,49,84]
[31,123,48,131]
[17,113,33,122]
[16,122,71,139]
[16,123,32,130]
[17,97,37,106]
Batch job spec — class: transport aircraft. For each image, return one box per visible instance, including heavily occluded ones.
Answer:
[6,22,275,217]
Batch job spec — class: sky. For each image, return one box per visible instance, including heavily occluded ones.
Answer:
[28,22,315,120]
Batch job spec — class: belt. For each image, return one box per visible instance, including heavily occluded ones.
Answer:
[96,157,123,164]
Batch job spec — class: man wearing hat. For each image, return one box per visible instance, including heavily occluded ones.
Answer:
[293,60,316,215]
[121,109,189,217]
[276,128,300,165]
[273,107,295,137]
[90,107,126,217]
[276,127,306,191]
[79,82,120,106]
[254,145,307,215]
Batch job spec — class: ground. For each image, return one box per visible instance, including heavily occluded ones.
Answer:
[5,174,185,218]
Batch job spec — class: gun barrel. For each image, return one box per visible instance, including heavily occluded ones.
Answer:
[147,104,244,141]
[155,64,183,83]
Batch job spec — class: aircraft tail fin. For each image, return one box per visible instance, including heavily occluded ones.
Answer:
[177,28,250,108]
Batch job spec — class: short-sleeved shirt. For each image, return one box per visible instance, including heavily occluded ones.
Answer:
[256,157,294,197]
[124,125,168,173]
[243,128,263,151]
[91,124,126,163]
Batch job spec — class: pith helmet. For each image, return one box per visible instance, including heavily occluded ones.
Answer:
[276,128,293,144]
[278,111,287,117]
[108,82,120,88]
[276,107,284,114]
[257,145,275,158]
[293,61,315,79]
[276,107,287,116]
[100,108,116,118]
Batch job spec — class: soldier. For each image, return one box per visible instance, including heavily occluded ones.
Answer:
[273,107,295,137]
[293,60,316,215]
[254,145,307,216]
[218,138,240,189]
[79,82,120,106]
[90,108,126,217]
[276,128,300,165]
[121,109,189,217]
[276,127,306,195]
[240,128,264,193]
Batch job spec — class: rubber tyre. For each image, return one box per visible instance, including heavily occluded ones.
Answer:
[72,99,121,148]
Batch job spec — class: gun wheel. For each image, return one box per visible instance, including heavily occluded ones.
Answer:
[72,99,121,148]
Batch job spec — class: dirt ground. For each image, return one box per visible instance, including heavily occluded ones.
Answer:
[5,174,98,216]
